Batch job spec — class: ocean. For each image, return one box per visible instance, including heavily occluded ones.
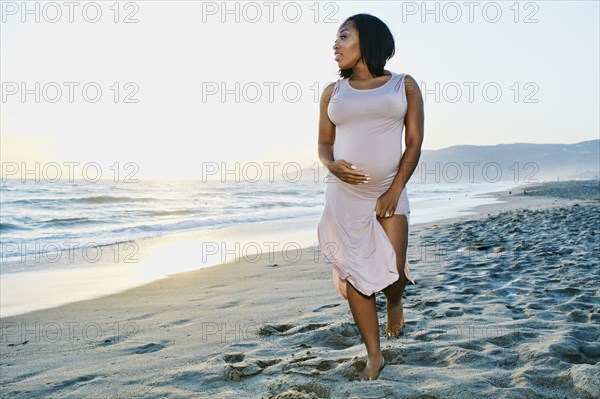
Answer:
[0,177,523,265]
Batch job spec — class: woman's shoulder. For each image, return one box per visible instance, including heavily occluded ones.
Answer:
[323,77,344,95]
[387,70,409,85]
[321,80,340,102]
[395,72,419,90]
[400,73,423,102]
[398,72,416,82]
[400,73,418,88]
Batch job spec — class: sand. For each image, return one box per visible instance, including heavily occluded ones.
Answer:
[1,179,599,398]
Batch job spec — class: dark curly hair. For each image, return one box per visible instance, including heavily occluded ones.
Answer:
[338,14,395,79]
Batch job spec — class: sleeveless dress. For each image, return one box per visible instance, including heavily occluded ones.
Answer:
[317,71,416,300]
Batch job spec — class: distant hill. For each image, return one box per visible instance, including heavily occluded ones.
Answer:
[410,139,599,183]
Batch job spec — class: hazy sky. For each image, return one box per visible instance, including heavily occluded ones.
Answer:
[1,1,598,180]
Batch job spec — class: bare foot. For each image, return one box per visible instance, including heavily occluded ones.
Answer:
[359,354,385,381]
[385,299,404,338]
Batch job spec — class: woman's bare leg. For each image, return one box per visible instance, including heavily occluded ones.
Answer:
[346,280,385,380]
[378,214,410,337]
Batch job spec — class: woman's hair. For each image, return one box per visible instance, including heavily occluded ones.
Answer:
[338,13,395,79]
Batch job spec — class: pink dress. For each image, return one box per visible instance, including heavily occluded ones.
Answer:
[317,71,415,300]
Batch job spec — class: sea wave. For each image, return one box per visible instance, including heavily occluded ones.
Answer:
[151,209,195,216]
[0,222,31,232]
[77,195,155,204]
[10,196,155,205]
[37,217,94,225]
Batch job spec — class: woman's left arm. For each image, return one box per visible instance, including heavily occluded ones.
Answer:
[389,74,425,196]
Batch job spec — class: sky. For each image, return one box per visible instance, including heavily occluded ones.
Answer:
[1,0,599,180]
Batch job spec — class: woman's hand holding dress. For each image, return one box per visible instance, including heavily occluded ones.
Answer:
[375,186,403,218]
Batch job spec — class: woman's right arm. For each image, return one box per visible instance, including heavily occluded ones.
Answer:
[317,82,367,185]
[317,82,336,170]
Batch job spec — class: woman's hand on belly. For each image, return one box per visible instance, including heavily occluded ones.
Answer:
[335,139,401,185]
[326,159,370,185]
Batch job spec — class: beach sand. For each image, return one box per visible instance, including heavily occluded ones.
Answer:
[1,180,598,398]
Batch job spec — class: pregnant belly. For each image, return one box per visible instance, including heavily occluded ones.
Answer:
[333,133,402,185]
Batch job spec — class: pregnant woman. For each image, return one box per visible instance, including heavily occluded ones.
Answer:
[317,14,424,381]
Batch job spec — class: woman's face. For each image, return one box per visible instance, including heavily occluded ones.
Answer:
[333,21,361,70]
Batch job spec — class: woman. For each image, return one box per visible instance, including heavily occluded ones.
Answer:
[316,13,424,381]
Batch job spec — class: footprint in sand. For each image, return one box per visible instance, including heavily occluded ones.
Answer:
[160,318,193,329]
[412,328,447,342]
[270,381,331,399]
[223,357,282,381]
[222,353,245,363]
[127,312,157,321]
[258,321,361,350]
[52,374,101,391]
[484,330,538,348]
[125,340,173,355]
[257,323,295,336]
[549,327,600,365]
[291,322,361,350]
[312,303,340,312]
[255,359,282,368]
[223,362,262,381]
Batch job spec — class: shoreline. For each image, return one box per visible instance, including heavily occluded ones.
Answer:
[1,179,598,398]
[0,214,321,319]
